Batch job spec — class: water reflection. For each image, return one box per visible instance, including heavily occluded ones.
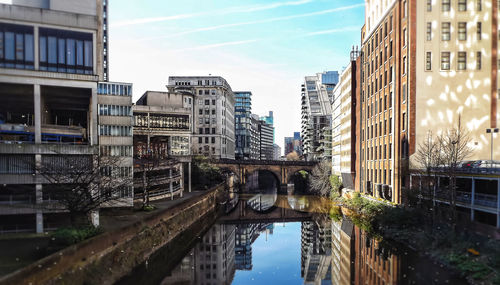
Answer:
[120,193,466,285]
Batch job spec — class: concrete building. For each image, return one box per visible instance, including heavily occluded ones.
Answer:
[332,49,359,190]
[235,91,259,160]
[301,71,338,161]
[260,111,274,143]
[285,132,303,157]
[272,144,281,160]
[132,91,193,200]
[0,0,118,233]
[167,76,235,159]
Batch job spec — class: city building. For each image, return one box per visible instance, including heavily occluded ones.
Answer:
[285,132,303,157]
[235,91,259,160]
[260,111,274,143]
[167,76,235,159]
[273,144,281,160]
[332,48,359,190]
[284,137,294,156]
[0,0,116,233]
[301,71,338,161]
[258,119,274,160]
[132,91,193,200]
[301,220,332,284]
[357,0,500,210]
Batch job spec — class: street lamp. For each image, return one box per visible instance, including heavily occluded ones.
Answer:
[486,128,499,168]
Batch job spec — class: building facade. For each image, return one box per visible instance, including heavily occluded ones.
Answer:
[301,71,338,161]
[167,76,235,159]
[235,91,259,160]
[0,0,114,233]
[258,119,274,160]
[273,144,281,160]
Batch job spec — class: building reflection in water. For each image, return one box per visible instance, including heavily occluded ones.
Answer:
[301,219,332,284]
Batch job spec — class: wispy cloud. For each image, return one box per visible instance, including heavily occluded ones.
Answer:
[139,3,365,41]
[111,0,314,28]
[172,39,260,52]
[304,26,360,36]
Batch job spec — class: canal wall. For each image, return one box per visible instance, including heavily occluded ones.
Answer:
[0,184,227,285]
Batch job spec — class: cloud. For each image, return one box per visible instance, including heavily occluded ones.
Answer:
[111,0,314,28]
[139,3,365,41]
[303,26,360,36]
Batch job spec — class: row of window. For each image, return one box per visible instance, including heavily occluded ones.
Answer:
[39,28,93,74]
[366,92,393,121]
[199,99,217,105]
[134,114,190,130]
[363,117,393,141]
[428,0,482,12]
[100,166,132,178]
[174,79,219,86]
[199,109,216,115]
[364,168,393,186]
[428,22,482,42]
[198,117,217,125]
[365,66,394,100]
[0,23,34,69]
[198,89,218,96]
[98,83,132,96]
[99,125,132,136]
[99,104,132,116]
[366,143,393,161]
[100,145,133,157]
[427,51,482,71]
[199,128,216,134]
[198,137,217,144]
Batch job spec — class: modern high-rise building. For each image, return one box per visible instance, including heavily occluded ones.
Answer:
[167,76,235,159]
[273,144,281,160]
[0,0,129,233]
[235,91,259,160]
[301,71,338,161]
[258,119,274,160]
[284,137,294,155]
[357,0,499,206]
[285,132,303,157]
[332,48,359,190]
[260,111,274,143]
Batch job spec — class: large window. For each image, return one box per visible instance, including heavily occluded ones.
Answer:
[442,22,451,41]
[426,52,432,71]
[426,22,432,40]
[441,52,451,70]
[458,0,467,11]
[442,0,451,11]
[457,52,467,70]
[39,28,93,74]
[0,22,34,69]
[458,22,467,40]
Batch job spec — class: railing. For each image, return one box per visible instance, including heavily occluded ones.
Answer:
[434,190,498,209]
[428,167,500,175]
[214,159,317,166]
[134,185,182,199]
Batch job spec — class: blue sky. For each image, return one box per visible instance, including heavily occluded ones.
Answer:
[108,0,365,151]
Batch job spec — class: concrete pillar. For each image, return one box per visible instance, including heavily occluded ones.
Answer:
[90,210,99,227]
[471,178,475,222]
[34,26,39,70]
[180,164,184,198]
[34,84,41,143]
[36,211,43,234]
[90,87,98,145]
[188,162,192,193]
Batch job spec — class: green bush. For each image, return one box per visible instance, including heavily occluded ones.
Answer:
[51,226,103,245]
[142,205,156,212]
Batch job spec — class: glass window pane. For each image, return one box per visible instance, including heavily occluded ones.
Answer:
[25,34,33,62]
[15,33,23,60]
[57,38,65,64]
[39,36,46,63]
[84,40,92,67]
[66,39,75,65]
[47,36,57,64]
[0,31,3,60]
[76,40,83,66]
[5,32,14,60]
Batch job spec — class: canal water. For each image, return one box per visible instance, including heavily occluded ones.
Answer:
[118,172,466,285]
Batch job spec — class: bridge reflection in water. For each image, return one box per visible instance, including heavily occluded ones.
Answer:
[118,187,466,285]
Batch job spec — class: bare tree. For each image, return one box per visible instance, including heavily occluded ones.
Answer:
[414,131,443,200]
[38,154,133,226]
[286,151,300,161]
[134,155,160,209]
[437,120,474,230]
[309,160,332,197]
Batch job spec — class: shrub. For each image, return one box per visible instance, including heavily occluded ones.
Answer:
[51,226,103,245]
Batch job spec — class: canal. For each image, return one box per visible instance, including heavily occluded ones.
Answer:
[118,171,466,285]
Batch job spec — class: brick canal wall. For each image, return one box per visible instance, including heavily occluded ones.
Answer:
[0,184,227,285]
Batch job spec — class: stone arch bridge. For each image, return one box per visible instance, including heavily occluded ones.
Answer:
[213,159,317,187]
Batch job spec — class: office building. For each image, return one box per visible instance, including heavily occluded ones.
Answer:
[0,0,120,233]
[235,91,259,160]
[273,144,281,160]
[260,111,274,143]
[258,119,274,160]
[301,71,338,161]
[167,76,235,159]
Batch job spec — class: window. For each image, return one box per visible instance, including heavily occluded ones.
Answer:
[403,28,407,46]
[389,41,393,57]
[427,0,432,11]
[0,23,34,69]
[403,56,407,74]
[458,0,467,11]
[212,128,216,134]
[476,0,482,11]
[211,137,215,144]
[402,83,407,102]
[441,52,451,70]
[426,22,432,40]
[442,0,450,11]
[389,66,393,82]
[402,113,407,131]
[457,51,466,70]
[205,100,209,105]
[442,22,451,41]
[198,137,202,143]
[477,51,482,70]
[389,92,393,108]
[39,27,93,74]
[458,22,467,40]
[199,109,203,115]
[426,52,432,70]
[403,1,407,18]
[199,128,203,134]
[477,22,482,40]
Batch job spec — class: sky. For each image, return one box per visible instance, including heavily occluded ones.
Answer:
[108,0,366,152]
